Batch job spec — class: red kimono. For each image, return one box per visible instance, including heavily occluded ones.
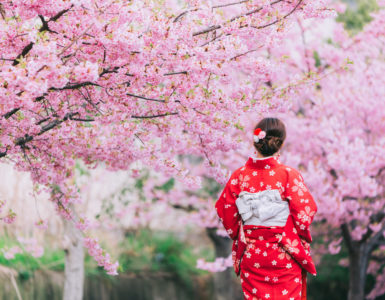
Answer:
[215,154,317,300]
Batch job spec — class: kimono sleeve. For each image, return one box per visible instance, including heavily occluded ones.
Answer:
[215,171,241,240]
[284,168,317,243]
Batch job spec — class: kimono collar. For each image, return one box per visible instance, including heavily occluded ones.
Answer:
[245,153,281,169]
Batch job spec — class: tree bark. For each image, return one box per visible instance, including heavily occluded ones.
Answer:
[347,243,370,300]
[206,228,236,300]
[63,220,84,300]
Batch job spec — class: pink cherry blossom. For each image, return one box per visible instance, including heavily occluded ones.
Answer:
[196,255,233,272]
[83,236,119,276]
[3,210,16,224]
[0,0,334,276]
[35,219,48,230]
[2,246,22,260]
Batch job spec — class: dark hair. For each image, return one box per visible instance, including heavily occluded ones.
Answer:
[253,118,286,156]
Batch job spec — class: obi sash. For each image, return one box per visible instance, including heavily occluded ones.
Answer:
[235,190,290,227]
[232,191,317,276]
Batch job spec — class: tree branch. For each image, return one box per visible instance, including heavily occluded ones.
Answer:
[212,0,249,9]
[126,93,166,103]
[131,112,179,119]
[193,0,282,36]
[0,3,5,19]
[193,25,221,37]
[368,222,385,251]
[100,66,120,77]
[12,6,73,65]
[70,117,94,122]
[58,23,93,56]
[49,5,74,22]
[163,71,188,76]
[14,112,81,148]
[230,48,259,61]
[200,33,225,47]
[341,223,354,254]
[13,42,34,66]
[171,204,197,212]
[370,253,385,262]
[49,81,100,91]
[173,9,198,23]
[372,166,385,178]
[252,0,303,30]
[2,108,20,119]
[38,15,58,33]
[36,117,51,125]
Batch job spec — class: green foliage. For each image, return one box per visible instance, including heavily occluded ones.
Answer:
[0,236,115,278]
[0,236,65,279]
[154,178,175,193]
[307,252,349,299]
[202,177,222,198]
[118,229,213,287]
[307,238,385,300]
[75,161,90,176]
[313,51,321,68]
[0,230,214,287]
[337,0,378,35]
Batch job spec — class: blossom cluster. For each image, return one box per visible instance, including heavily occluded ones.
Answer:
[0,0,331,275]
[83,236,119,275]
[1,237,44,259]
[196,255,233,272]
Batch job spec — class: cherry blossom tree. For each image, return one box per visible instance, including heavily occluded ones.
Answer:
[0,0,332,275]
[148,2,385,299]
[274,5,385,299]
[0,161,143,300]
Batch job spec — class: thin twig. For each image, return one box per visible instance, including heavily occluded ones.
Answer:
[193,0,282,36]
[163,71,188,76]
[58,24,93,56]
[230,48,259,60]
[131,112,179,119]
[253,0,303,30]
[212,0,249,9]
[127,93,166,103]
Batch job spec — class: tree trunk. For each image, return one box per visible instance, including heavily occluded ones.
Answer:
[347,243,370,300]
[63,220,84,300]
[206,228,237,300]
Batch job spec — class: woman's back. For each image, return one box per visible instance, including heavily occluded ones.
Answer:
[215,118,317,300]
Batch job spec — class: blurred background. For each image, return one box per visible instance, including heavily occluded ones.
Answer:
[1,0,384,299]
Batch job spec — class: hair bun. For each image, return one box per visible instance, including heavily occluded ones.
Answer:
[255,136,282,156]
[267,136,282,153]
[253,118,286,156]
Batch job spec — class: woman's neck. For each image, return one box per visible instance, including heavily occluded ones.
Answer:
[256,152,265,158]
[254,150,278,159]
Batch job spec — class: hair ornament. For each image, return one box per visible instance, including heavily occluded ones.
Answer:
[253,128,266,143]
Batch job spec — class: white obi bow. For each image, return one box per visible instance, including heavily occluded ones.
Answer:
[235,190,289,227]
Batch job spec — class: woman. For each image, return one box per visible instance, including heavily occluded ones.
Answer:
[215,117,317,300]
